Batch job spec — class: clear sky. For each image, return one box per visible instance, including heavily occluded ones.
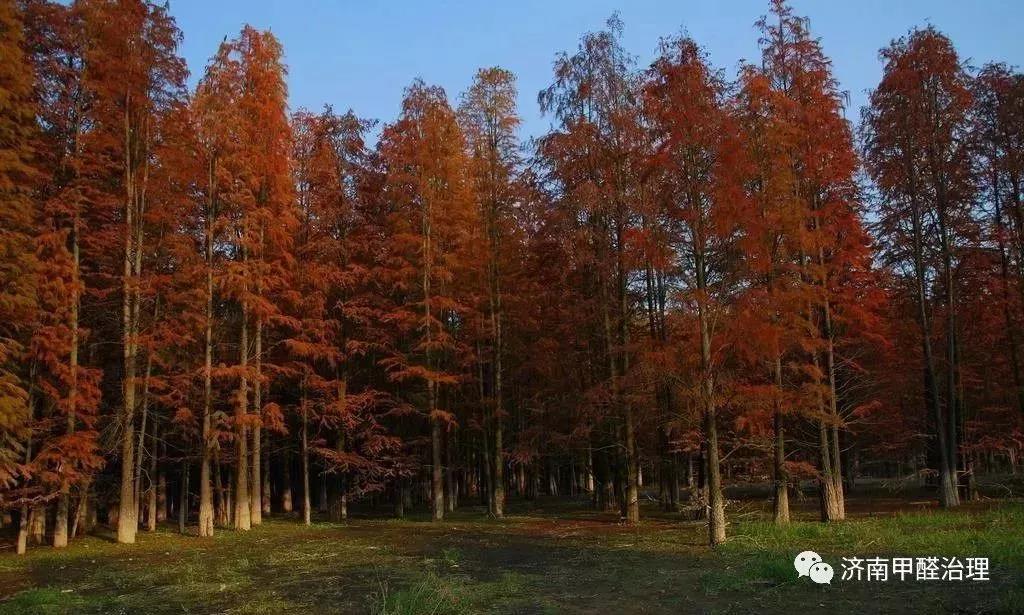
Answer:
[168,0,1023,142]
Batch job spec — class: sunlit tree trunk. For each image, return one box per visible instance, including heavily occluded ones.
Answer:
[235,247,251,530]
[54,218,81,549]
[117,98,141,545]
[198,166,216,536]
[697,248,726,545]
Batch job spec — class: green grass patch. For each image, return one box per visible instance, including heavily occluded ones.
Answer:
[1,501,1021,613]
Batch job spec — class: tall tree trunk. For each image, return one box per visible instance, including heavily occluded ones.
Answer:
[16,364,36,555]
[817,236,845,520]
[430,395,444,521]
[488,241,505,518]
[992,171,1024,413]
[234,290,251,531]
[134,347,154,523]
[262,439,271,515]
[445,428,456,513]
[118,238,139,544]
[617,224,639,524]
[54,220,80,548]
[424,214,444,522]
[772,365,790,524]
[147,421,158,531]
[199,159,216,537]
[157,457,167,523]
[301,380,311,526]
[117,97,144,545]
[908,175,959,508]
[250,318,262,525]
[697,250,725,545]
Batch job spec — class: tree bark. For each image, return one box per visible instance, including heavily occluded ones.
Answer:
[178,459,189,534]
[772,386,789,524]
[908,175,959,507]
[250,317,262,525]
[301,382,311,526]
[697,249,725,545]
[198,158,216,537]
[234,289,251,531]
[147,420,158,531]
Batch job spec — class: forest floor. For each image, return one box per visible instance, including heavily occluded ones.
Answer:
[1,487,1023,614]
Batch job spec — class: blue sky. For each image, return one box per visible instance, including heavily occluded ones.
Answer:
[169,0,1023,142]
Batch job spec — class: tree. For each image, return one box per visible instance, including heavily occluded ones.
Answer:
[862,26,976,508]
[199,26,293,531]
[75,0,187,544]
[458,67,521,518]
[0,0,39,531]
[191,37,238,537]
[21,0,104,548]
[974,64,1024,416]
[377,81,477,521]
[537,14,643,522]
[733,60,806,524]
[643,35,746,544]
[749,0,871,521]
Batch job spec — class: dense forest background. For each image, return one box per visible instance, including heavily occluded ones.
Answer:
[2,0,1023,554]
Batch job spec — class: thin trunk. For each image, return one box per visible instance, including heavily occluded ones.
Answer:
[480,359,493,510]
[178,459,188,534]
[147,421,158,531]
[445,428,456,513]
[250,318,262,525]
[117,96,141,545]
[772,364,790,524]
[16,364,36,555]
[431,397,444,521]
[281,448,293,513]
[618,223,639,524]
[261,438,271,515]
[939,216,961,504]
[489,230,505,519]
[424,206,443,522]
[199,158,216,537]
[992,169,1024,413]
[908,171,959,507]
[301,381,311,526]
[55,218,81,549]
[234,289,251,530]
[817,233,845,520]
[134,346,154,522]
[697,248,725,545]
[71,482,89,538]
[157,462,167,522]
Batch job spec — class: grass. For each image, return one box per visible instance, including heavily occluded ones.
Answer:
[1,496,1022,614]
